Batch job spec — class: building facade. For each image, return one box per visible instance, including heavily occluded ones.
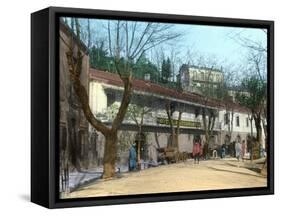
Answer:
[179,64,224,94]
[59,21,95,172]
[88,69,263,167]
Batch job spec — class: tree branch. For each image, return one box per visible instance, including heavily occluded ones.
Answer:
[111,75,133,131]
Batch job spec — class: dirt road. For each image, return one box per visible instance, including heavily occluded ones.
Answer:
[63,159,267,199]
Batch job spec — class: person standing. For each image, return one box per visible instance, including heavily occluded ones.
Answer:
[129,143,137,171]
[221,144,226,159]
[193,138,202,164]
[235,139,242,161]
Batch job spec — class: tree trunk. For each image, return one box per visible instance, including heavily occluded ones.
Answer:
[261,117,267,174]
[175,111,182,151]
[167,129,176,148]
[202,108,209,157]
[154,132,161,149]
[252,114,262,159]
[254,115,262,148]
[204,133,210,157]
[250,117,254,161]
[137,125,142,170]
[256,124,262,146]
[262,118,267,149]
[229,109,234,141]
[102,131,118,179]
[165,101,176,148]
[65,18,136,180]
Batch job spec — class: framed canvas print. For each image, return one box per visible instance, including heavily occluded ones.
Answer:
[31,7,274,208]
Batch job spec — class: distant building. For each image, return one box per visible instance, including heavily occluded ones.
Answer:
[178,64,224,94]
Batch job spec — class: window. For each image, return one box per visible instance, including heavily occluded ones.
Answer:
[195,108,200,117]
[246,117,249,127]
[216,74,221,82]
[224,113,229,125]
[107,92,116,107]
[236,115,240,127]
[214,74,220,82]
[201,72,204,80]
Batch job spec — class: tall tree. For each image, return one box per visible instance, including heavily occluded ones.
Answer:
[132,53,160,82]
[165,101,176,149]
[161,58,172,82]
[65,18,181,178]
[126,94,153,169]
[195,63,220,157]
[216,64,238,146]
[236,75,266,158]
[89,44,112,71]
[231,29,267,166]
[164,101,183,151]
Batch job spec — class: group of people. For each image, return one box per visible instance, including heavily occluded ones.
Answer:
[192,137,248,163]
[128,136,248,170]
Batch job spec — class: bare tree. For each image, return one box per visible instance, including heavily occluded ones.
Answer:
[126,93,154,169]
[229,29,267,53]
[193,57,221,156]
[237,48,267,158]
[217,64,240,146]
[64,18,182,178]
[230,29,267,138]
[247,49,267,144]
[164,101,184,153]
[165,100,176,149]
[230,29,267,165]
[154,132,161,149]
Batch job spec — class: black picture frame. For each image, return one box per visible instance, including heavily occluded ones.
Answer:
[31,6,274,209]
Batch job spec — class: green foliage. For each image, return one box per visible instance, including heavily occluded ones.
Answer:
[89,45,115,72]
[161,57,172,82]
[89,47,181,90]
[215,83,233,102]
[132,54,160,82]
[235,76,266,113]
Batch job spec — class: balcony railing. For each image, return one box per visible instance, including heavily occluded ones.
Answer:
[95,111,222,130]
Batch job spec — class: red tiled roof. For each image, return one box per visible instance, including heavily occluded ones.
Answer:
[89,68,248,112]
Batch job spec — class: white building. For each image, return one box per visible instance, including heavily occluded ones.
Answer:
[88,68,265,165]
[178,64,224,94]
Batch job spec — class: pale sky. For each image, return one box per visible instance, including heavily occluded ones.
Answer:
[174,23,267,66]
[66,17,267,77]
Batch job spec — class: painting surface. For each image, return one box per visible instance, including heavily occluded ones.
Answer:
[58,17,268,199]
